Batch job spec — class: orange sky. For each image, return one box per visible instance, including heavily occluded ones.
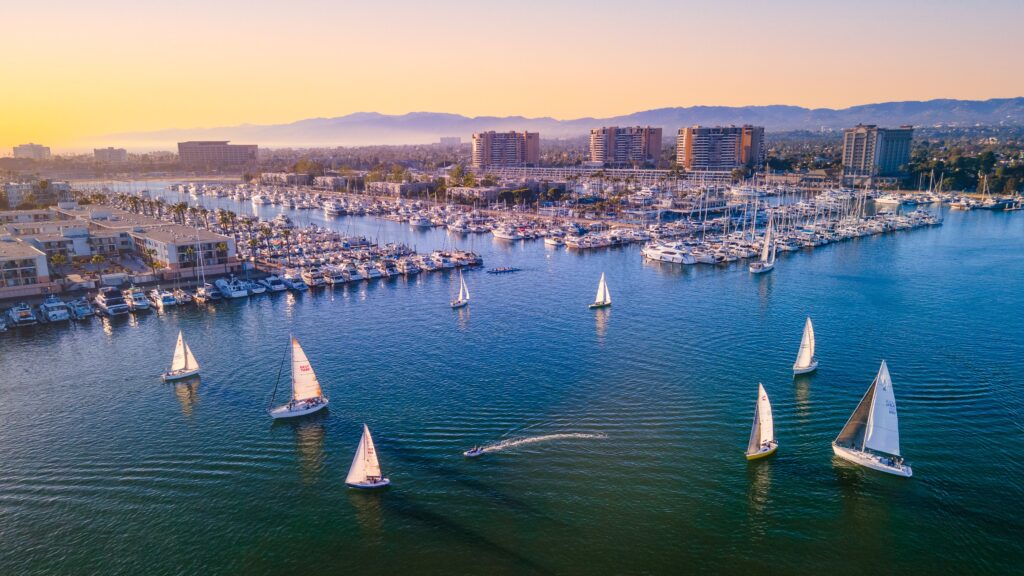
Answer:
[2,0,1022,152]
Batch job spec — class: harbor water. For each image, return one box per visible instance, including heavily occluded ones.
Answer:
[2,189,1022,574]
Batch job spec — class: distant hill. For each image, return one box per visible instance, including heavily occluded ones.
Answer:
[100,98,1024,149]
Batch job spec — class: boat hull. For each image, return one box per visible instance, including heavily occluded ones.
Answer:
[589,302,611,309]
[832,443,912,477]
[749,262,775,274]
[269,398,329,419]
[463,449,485,458]
[793,359,818,375]
[161,368,200,382]
[745,443,778,461]
[346,478,391,489]
[450,300,468,309]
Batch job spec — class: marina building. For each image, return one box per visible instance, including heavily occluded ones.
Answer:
[260,172,312,185]
[0,237,51,299]
[3,181,72,209]
[842,124,913,177]
[471,131,540,168]
[676,125,764,171]
[365,181,433,198]
[94,147,129,164]
[589,126,662,167]
[12,143,51,160]
[177,141,258,168]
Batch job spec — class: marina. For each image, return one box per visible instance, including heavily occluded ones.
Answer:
[1,203,1021,574]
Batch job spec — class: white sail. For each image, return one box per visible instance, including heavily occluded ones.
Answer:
[183,341,199,371]
[864,360,901,456]
[595,273,611,305]
[794,317,815,369]
[290,337,323,401]
[459,273,469,301]
[346,424,383,484]
[170,331,187,371]
[760,215,774,263]
[757,383,774,445]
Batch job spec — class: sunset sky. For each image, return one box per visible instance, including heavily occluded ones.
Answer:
[3,0,1022,151]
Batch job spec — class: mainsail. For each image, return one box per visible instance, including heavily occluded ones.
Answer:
[747,383,774,454]
[760,214,774,263]
[864,360,901,456]
[459,273,469,301]
[346,424,383,484]
[183,340,198,371]
[794,317,815,369]
[595,273,611,305]
[170,331,187,371]
[290,337,323,401]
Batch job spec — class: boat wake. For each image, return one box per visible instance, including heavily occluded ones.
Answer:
[478,433,608,454]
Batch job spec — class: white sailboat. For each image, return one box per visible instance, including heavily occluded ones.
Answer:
[450,271,470,309]
[745,383,778,460]
[792,317,818,374]
[749,212,776,274]
[268,337,329,419]
[832,360,912,477]
[589,272,612,309]
[161,330,200,381]
[346,424,391,489]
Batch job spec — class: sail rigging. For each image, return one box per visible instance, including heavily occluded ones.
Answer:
[346,424,383,484]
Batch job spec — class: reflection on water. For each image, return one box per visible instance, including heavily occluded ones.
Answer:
[172,377,200,417]
[793,373,813,423]
[349,489,386,541]
[594,308,610,342]
[456,306,471,331]
[293,417,327,484]
[746,456,773,522]
[755,271,775,308]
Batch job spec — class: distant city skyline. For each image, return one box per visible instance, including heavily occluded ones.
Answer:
[3,0,1023,150]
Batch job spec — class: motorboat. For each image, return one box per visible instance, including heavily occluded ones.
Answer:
[194,283,222,303]
[123,285,151,311]
[345,424,391,489]
[641,242,696,264]
[268,337,330,419]
[6,302,38,327]
[94,287,130,316]
[38,294,71,322]
[463,446,485,458]
[215,277,249,299]
[301,267,326,288]
[832,360,912,477]
[323,266,348,285]
[67,297,95,320]
[147,288,178,310]
[161,330,200,381]
[258,275,288,292]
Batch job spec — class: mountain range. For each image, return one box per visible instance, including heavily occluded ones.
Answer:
[99,97,1024,149]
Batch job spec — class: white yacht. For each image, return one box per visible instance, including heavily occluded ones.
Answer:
[832,360,911,477]
[38,295,71,322]
[122,286,151,311]
[268,337,329,419]
[409,214,433,228]
[67,297,95,320]
[345,424,391,489]
[323,266,348,285]
[258,275,287,292]
[6,302,39,327]
[215,277,249,299]
[147,288,178,310]
[491,224,523,240]
[745,383,777,460]
[94,287,130,316]
[641,242,697,264]
[301,267,326,288]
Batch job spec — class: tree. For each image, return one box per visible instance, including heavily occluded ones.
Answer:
[49,254,67,278]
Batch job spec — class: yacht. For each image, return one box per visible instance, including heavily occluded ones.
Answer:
[173,288,194,304]
[147,288,178,310]
[544,235,566,247]
[491,224,523,240]
[245,279,267,295]
[268,337,329,419]
[345,425,391,489]
[409,214,433,228]
[341,262,364,281]
[832,360,912,477]
[194,283,222,303]
[215,276,249,298]
[324,200,345,217]
[431,252,455,269]
[122,286,151,311]
[67,297,96,320]
[6,302,39,327]
[94,287,130,316]
[301,267,327,288]
[38,295,71,322]
[161,330,200,382]
[258,275,288,292]
[397,258,420,275]
[641,242,697,264]
[358,262,382,279]
[745,383,778,460]
[251,193,270,205]
[282,272,309,291]
[323,266,348,285]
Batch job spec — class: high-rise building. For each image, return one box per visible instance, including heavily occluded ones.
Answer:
[471,131,540,168]
[589,126,663,167]
[841,124,913,177]
[177,141,258,167]
[94,147,129,164]
[12,143,51,160]
[676,126,764,171]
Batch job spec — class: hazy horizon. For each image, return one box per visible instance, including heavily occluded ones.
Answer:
[4,0,1024,151]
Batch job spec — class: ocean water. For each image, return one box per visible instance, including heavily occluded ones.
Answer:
[1,192,1022,575]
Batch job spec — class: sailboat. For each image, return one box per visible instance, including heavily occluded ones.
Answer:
[268,337,329,419]
[161,330,200,381]
[346,424,391,489]
[450,270,470,309]
[745,383,777,460]
[589,272,612,309]
[749,212,776,274]
[831,360,912,477]
[792,317,818,374]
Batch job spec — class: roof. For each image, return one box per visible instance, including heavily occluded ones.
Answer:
[130,224,230,245]
[0,239,46,259]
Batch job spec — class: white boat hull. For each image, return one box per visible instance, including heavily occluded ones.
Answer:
[749,262,775,274]
[793,359,818,375]
[162,368,200,382]
[832,443,912,477]
[269,398,329,419]
[450,300,468,309]
[346,478,390,489]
